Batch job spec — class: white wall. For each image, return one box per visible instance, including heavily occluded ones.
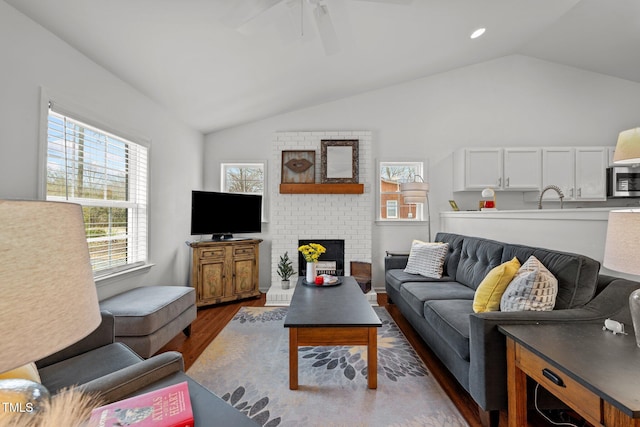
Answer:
[0,2,204,299]
[204,54,640,291]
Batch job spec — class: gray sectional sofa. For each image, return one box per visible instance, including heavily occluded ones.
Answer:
[385,232,640,426]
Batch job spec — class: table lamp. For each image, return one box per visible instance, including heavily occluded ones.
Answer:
[613,128,640,164]
[605,127,640,346]
[481,188,496,209]
[0,200,101,415]
[603,209,640,347]
[399,176,431,241]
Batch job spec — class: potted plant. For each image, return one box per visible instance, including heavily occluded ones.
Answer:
[277,251,294,289]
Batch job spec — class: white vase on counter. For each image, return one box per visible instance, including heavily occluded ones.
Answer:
[306,262,317,283]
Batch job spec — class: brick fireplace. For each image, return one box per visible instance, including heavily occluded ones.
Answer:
[266,130,375,306]
[297,239,344,276]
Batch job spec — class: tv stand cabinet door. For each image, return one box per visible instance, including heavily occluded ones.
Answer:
[190,240,262,307]
[231,244,259,297]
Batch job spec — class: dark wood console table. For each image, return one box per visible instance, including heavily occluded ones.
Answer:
[500,323,640,427]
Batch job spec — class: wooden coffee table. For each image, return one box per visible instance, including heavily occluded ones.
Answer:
[284,276,382,389]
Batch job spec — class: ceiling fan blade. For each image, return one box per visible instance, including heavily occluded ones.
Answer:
[222,0,285,29]
[313,1,340,55]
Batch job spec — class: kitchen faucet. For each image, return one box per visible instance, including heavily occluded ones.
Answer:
[538,185,564,209]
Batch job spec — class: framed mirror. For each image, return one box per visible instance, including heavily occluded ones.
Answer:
[321,140,359,183]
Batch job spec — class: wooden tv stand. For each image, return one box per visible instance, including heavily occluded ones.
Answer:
[189,239,262,307]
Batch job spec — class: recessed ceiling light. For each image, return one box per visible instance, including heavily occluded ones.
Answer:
[470,28,486,39]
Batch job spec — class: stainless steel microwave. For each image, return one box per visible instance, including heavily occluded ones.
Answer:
[607,166,640,197]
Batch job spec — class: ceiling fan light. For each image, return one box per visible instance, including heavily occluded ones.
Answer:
[470,28,486,39]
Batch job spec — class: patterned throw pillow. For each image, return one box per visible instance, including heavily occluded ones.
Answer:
[500,255,558,312]
[473,257,521,313]
[404,240,449,279]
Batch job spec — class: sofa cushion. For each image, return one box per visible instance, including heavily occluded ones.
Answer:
[501,244,599,309]
[473,257,521,313]
[434,232,465,281]
[100,286,195,336]
[500,256,558,312]
[455,237,504,290]
[39,343,143,394]
[423,299,473,361]
[385,270,456,295]
[404,240,449,278]
[400,281,475,318]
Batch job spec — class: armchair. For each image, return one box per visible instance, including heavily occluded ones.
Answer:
[36,311,183,404]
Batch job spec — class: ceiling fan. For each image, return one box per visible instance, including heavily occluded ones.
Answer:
[221,0,413,55]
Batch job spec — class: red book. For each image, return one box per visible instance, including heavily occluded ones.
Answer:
[88,381,194,427]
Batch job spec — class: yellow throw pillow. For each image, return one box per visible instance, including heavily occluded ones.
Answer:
[0,362,41,383]
[473,257,521,313]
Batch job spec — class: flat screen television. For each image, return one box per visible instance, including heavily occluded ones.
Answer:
[191,191,262,240]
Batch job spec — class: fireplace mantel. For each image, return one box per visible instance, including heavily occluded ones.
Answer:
[279,183,364,194]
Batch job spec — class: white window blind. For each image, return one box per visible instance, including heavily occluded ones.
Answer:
[46,108,148,277]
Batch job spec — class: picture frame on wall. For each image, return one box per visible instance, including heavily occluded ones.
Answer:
[281,150,315,183]
[320,140,359,183]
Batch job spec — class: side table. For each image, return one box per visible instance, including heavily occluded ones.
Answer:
[500,323,640,427]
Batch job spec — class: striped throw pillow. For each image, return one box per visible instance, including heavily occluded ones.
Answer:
[403,240,449,279]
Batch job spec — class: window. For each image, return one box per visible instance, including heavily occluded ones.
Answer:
[386,200,398,218]
[379,161,424,220]
[221,162,266,220]
[45,107,148,277]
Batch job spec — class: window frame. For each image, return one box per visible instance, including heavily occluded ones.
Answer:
[220,161,267,222]
[378,160,426,221]
[39,90,151,280]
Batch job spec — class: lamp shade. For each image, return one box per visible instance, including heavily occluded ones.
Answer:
[0,200,101,373]
[613,128,640,164]
[481,188,495,199]
[603,209,640,275]
[400,181,429,204]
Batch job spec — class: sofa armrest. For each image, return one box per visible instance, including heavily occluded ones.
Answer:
[468,278,640,411]
[78,351,185,404]
[37,311,116,369]
[385,254,409,271]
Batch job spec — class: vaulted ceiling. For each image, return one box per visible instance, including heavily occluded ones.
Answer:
[5,0,640,133]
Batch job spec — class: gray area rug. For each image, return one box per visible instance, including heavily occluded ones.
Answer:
[187,306,469,427]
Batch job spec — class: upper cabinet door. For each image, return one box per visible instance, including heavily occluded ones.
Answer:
[464,148,503,190]
[575,148,607,200]
[503,148,541,190]
[542,148,575,200]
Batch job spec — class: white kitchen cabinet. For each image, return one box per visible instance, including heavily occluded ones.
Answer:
[541,147,607,201]
[575,148,608,200]
[453,148,540,191]
[541,148,575,200]
[503,148,542,190]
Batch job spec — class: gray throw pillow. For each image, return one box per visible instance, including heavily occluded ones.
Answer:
[500,255,558,312]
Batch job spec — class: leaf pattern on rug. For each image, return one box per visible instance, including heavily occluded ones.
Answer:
[221,385,281,427]
[299,316,428,383]
[187,306,469,427]
[234,306,288,323]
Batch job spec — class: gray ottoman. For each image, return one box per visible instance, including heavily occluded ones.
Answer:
[99,286,197,358]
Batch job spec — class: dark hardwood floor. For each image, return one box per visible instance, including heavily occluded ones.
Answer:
[158,293,554,427]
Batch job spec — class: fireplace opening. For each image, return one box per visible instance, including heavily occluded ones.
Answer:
[298,239,345,276]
